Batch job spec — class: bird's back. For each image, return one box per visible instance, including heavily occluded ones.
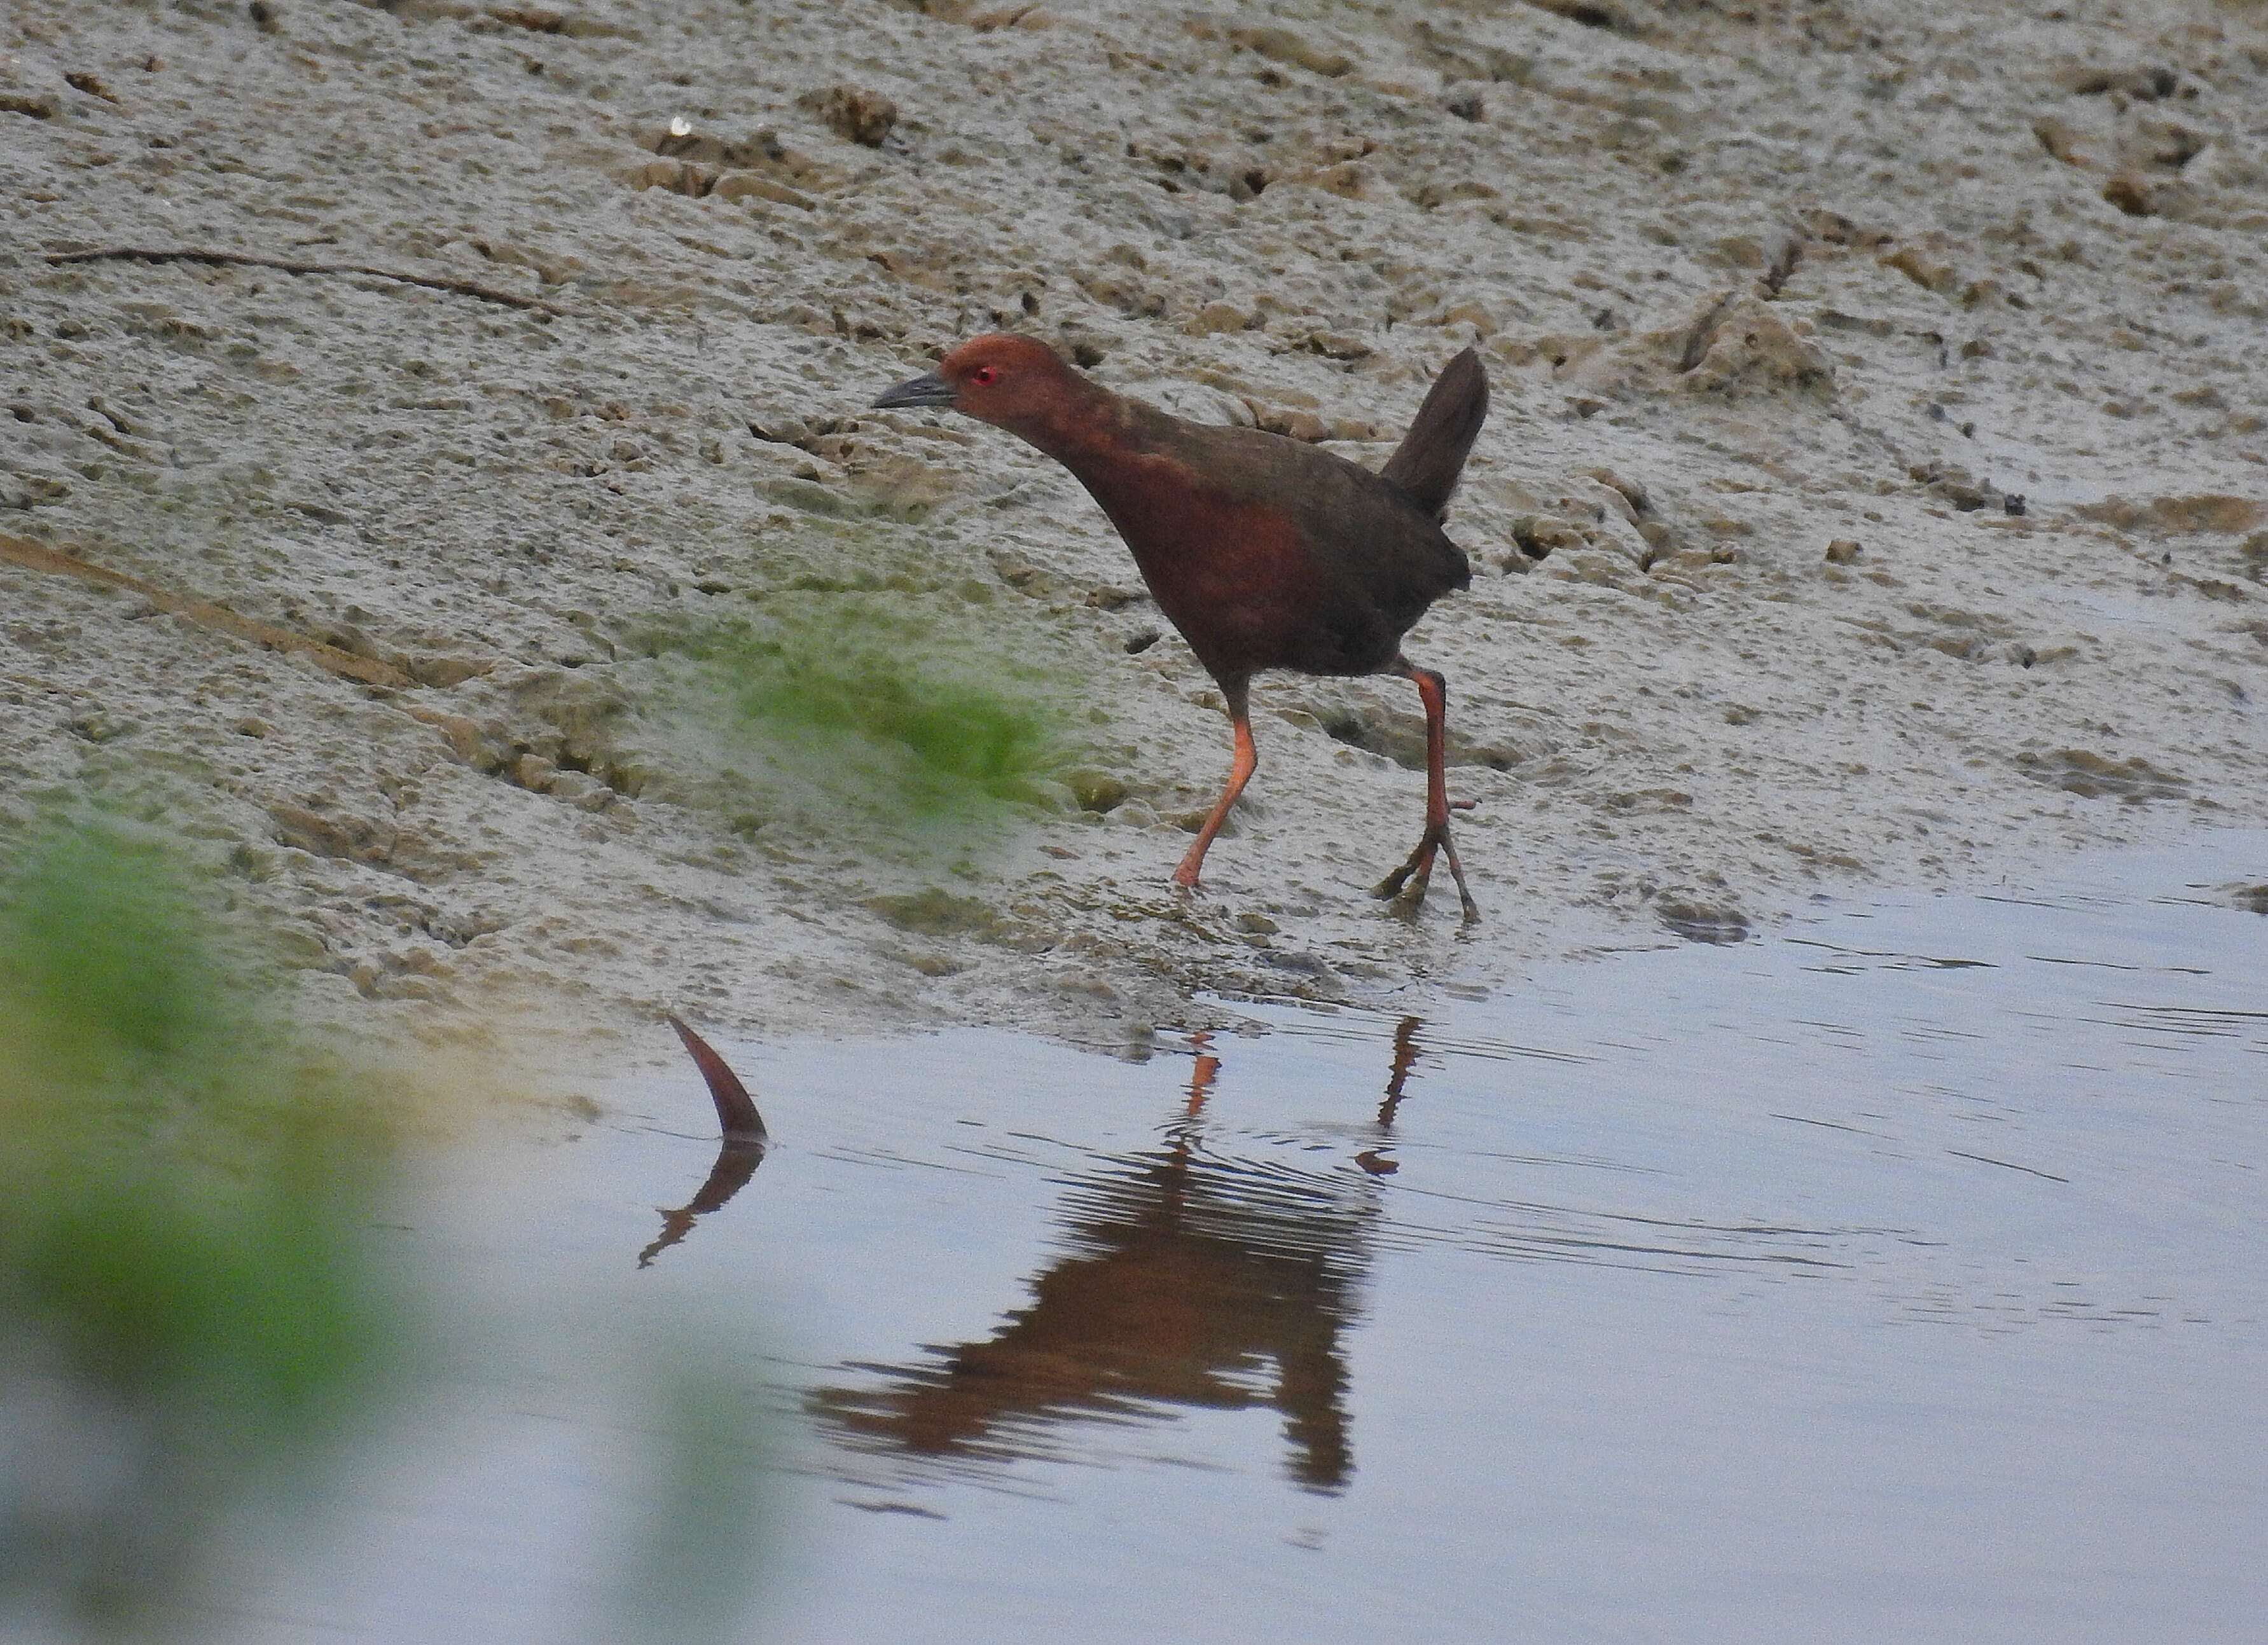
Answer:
[1066,399,1471,683]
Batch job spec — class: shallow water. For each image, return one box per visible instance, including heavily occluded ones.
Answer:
[200,836,2263,1644]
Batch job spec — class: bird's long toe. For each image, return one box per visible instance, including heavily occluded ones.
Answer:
[1441,833,1481,926]
[1374,826,1441,910]
[1373,843,1428,903]
[1387,871,1436,922]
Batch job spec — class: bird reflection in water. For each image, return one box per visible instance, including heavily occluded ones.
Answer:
[812,1020,1432,1494]
[638,1015,768,1270]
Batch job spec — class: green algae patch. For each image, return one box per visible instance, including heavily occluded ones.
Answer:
[634,598,1084,845]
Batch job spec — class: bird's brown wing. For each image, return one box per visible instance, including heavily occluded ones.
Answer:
[1159,418,1470,675]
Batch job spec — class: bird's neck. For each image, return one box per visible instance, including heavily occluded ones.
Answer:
[998,376,1139,471]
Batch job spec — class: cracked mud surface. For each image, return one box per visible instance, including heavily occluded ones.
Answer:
[4,0,2265,1064]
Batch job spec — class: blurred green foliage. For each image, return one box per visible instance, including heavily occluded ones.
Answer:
[1,822,784,1642]
[0,821,402,1637]
[635,598,1081,839]
[2,822,235,1103]
[591,1353,782,1645]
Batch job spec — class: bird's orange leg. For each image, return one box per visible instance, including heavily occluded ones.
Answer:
[1373,661,1480,924]
[1174,685,1257,891]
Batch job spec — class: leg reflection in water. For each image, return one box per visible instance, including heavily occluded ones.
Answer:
[810,1023,1435,1494]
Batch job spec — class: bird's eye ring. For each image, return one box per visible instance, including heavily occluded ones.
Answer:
[970,366,999,387]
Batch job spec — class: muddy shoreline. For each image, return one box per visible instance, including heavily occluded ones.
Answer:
[4,0,2264,1070]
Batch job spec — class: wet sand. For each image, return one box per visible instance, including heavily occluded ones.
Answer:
[5,1,2267,1056]
[137,833,2268,1644]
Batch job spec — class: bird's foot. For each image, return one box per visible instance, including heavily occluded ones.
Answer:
[1373,822,1481,926]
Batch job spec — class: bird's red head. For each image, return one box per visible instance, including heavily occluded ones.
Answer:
[871,333,1082,432]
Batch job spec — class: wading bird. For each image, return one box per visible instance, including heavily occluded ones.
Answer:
[874,336,1488,920]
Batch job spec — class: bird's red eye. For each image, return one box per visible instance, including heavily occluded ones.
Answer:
[970,366,998,386]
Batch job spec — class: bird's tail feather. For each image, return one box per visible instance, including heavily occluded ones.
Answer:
[1379,348,1489,523]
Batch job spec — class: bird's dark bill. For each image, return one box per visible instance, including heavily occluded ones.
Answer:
[872,371,959,410]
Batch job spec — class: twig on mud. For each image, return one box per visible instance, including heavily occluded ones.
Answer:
[0,531,414,690]
[1,670,94,699]
[1675,292,1733,373]
[43,246,566,315]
